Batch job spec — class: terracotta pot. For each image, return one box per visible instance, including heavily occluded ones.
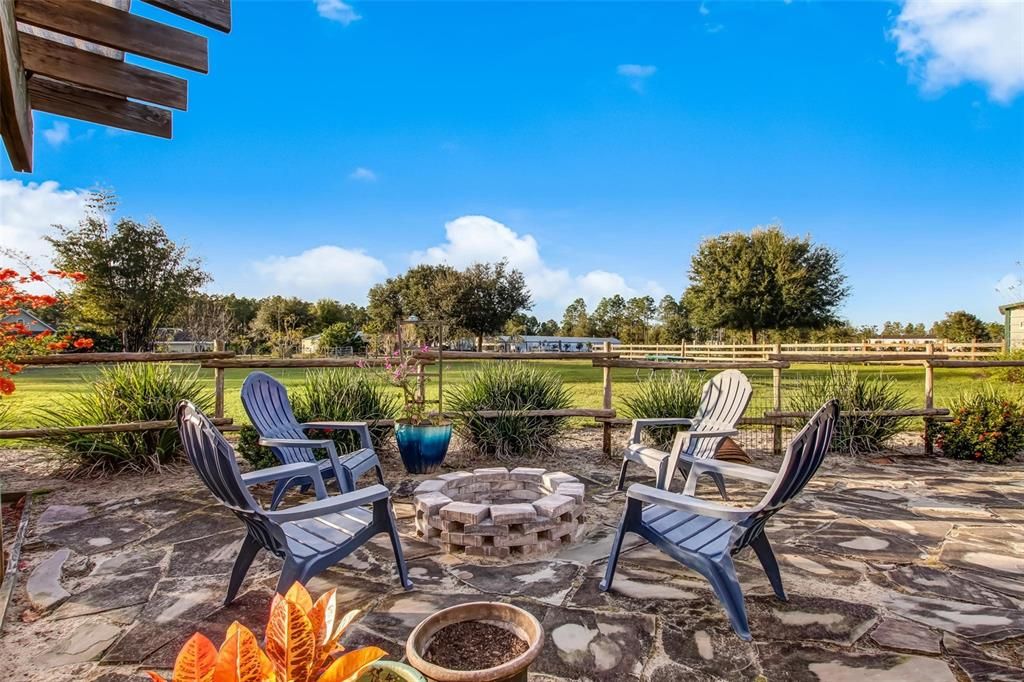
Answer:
[405,602,544,682]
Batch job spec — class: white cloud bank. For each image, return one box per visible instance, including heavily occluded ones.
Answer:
[315,0,361,25]
[253,245,387,300]
[43,121,70,148]
[348,167,377,182]
[890,0,1024,103]
[412,215,665,313]
[0,180,89,270]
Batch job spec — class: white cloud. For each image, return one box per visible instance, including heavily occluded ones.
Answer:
[890,0,1024,103]
[411,215,665,313]
[315,0,361,25]
[698,2,710,16]
[42,121,70,147]
[253,245,386,299]
[0,180,89,274]
[348,167,377,182]
[617,64,657,93]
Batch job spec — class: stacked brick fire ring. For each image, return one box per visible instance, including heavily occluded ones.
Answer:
[413,467,586,559]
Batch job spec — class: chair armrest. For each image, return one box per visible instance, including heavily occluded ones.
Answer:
[265,484,391,522]
[301,422,372,449]
[626,483,751,522]
[257,437,348,490]
[241,462,328,500]
[628,418,694,444]
[679,455,777,496]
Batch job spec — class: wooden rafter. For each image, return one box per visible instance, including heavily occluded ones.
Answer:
[0,0,31,171]
[141,0,231,33]
[15,0,208,72]
[20,32,187,110]
[28,76,172,138]
[1,0,230,172]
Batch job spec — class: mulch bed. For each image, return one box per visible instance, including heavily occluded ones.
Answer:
[423,621,529,671]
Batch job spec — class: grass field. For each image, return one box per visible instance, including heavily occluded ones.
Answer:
[0,360,998,430]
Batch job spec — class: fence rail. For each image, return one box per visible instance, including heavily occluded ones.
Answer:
[3,344,1020,459]
[606,341,1002,360]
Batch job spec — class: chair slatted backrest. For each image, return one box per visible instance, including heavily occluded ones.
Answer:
[733,400,839,550]
[176,401,284,555]
[687,369,753,459]
[241,371,312,465]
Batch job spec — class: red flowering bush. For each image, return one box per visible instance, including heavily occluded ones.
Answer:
[936,390,1024,465]
[1,267,92,397]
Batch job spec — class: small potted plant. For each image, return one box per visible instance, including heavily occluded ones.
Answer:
[405,602,544,682]
[363,330,451,474]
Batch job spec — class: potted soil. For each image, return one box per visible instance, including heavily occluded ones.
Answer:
[405,602,544,682]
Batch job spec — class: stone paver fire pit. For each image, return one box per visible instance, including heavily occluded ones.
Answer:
[413,467,585,558]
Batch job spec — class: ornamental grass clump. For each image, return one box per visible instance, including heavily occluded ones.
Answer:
[147,582,387,682]
[936,389,1024,465]
[619,372,704,448]
[446,362,573,459]
[40,363,212,475]
[791,367,911,455]
[238,369,400,470]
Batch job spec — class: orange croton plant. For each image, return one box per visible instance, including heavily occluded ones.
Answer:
[147,583,388,682]
[0,267,92,396]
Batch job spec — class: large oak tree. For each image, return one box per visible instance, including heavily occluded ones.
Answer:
[684,226,848,343]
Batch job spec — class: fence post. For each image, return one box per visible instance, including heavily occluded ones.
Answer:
[924,342,934,455]
[602,340,613,456]
[680,340,687,358]
[213,339,225,418]
[772,342,783,456]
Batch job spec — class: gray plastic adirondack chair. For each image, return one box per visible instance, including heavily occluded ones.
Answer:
[601,400,839,640]
[241,371,385,510]
[618,369,753,497]
[176,401,412,604]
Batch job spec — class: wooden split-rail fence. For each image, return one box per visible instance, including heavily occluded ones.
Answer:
[3,341,1022,457]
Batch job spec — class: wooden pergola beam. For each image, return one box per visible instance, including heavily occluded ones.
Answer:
[15,0,208,72]
[20,32,187,110]
[0,0,31,172]
[141,0,231,33]
[28,76,172,138]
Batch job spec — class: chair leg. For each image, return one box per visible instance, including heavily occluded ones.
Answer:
[707,559,752,640]
[750,533,786,601]
[270,480,291,511]
[374,464,385,485]
[380,500,413,590]
[225,534,261,605]
[616,458,630,491]
[598,523,629,592]
[709,471,730,500]
[276,559,304,595]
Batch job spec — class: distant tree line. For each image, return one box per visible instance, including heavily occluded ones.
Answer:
[31,196,1002,353]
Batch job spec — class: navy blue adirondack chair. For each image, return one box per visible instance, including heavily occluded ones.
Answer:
[176,401,412,604]
[241,371,385,509]
[601,400,839,640]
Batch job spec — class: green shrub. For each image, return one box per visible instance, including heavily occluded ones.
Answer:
[39,363,212,474]
[990,349,1024,384]
[791,367,911,455]
[619,372,703,448]
[936,389,1024,465]
[446,363,573,459]
[237,369,399,470]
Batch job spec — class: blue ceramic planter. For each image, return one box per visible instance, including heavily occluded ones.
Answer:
[395,421,452,474]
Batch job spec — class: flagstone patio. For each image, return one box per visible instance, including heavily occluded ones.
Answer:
[1,444,1022,681]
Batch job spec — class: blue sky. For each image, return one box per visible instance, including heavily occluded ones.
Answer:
[2,0,1022,327]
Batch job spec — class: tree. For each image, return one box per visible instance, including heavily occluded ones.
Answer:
[450,261,533,351]
[560,298,591,336]
[47,192,210,351]
[931,311,991,342]
[538,319,560,335]
[317,322,362,353]
[880,321,927,337]
[366,264,461,337]
[312,298,368,332]
[623,296,656,343]
[655,295,693,343]
[591,295,627,338]
[684,226,848,343]
[252,296,314,336]
[175,294,237,346]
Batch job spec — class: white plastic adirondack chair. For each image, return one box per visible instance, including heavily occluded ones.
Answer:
[617,369,752,497]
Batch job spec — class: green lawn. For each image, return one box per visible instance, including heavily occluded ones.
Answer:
[0,360,996,430]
